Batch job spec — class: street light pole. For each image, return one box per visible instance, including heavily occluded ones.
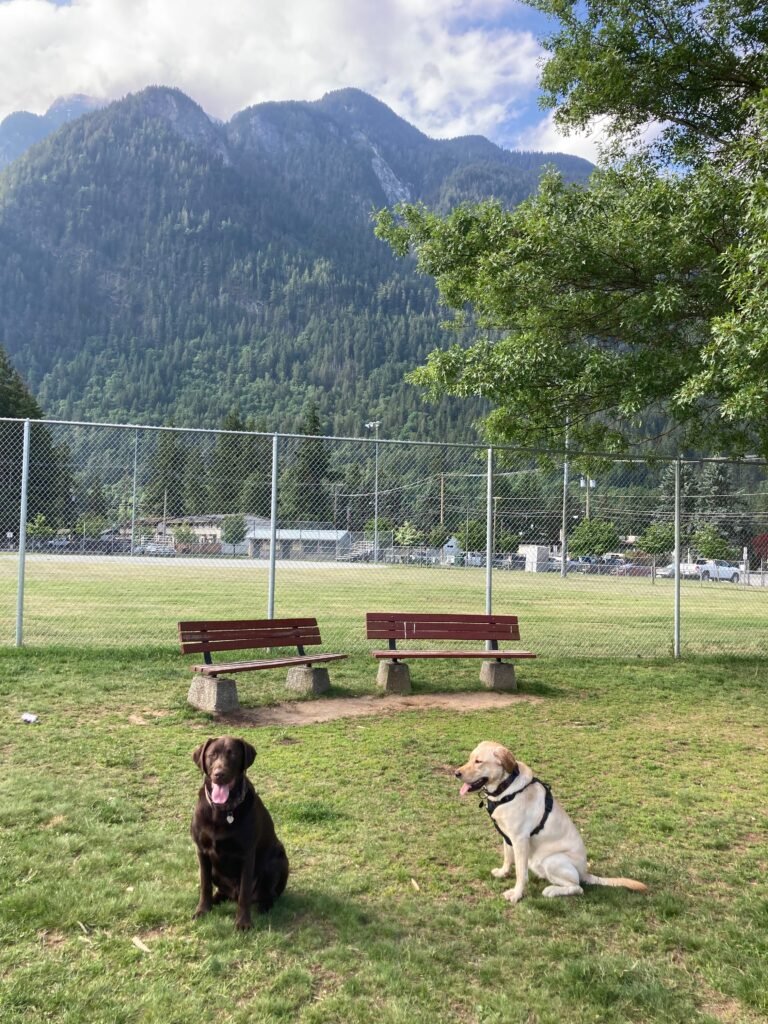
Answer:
[365,420,381,563]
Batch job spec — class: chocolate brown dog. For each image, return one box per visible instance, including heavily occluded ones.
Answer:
[191,736,289,929]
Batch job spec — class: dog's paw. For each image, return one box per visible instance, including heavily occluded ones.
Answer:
[234,915,253,931]
[193,902,212,919]
[502,888,524,905]
[491,867,511,879]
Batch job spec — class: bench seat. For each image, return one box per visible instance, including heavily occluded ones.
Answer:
[194,652,348,676]
[370,649,537,660]
[366,611,536,693]
[179,616,346,710]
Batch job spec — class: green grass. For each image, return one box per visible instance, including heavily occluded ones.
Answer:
[0,647,766,1023]
[1,554,767,657]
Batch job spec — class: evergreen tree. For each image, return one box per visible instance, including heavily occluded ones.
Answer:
[279,403,334,524]
[144,430,187,518]
[693,461,751,548]
[0,347,74,538]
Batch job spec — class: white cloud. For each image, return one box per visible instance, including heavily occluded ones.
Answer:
[0,0,546,145]
[512,110,611,162]
[514,107,671,164]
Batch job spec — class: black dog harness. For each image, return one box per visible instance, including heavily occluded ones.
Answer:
[481,769,553,845]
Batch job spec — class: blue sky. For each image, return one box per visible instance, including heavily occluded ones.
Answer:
[0,0,603,159]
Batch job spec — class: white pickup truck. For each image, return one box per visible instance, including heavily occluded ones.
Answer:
[680,558,741,582]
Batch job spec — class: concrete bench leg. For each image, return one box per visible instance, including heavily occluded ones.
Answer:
[285,665,331,695]
[479,661,517,692]
[187,675,240,713]
[377,660,412,694]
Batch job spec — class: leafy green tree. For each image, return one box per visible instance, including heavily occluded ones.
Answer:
[221,514,247,556]
[376,1,768,457]
[365,516,394,535]
[458,518,486,552]
[495,528,521,554]
[428,524,451,549]
[394,521,423,547]
[569,519,620,558]
[173,524,197,547]
[638,522,676,559]
[26,513,54,548]
[535,0,766,166]
[691,523,736,560]
[638,521,677,578]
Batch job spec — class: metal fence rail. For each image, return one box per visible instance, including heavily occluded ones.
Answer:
[1,416,767,658]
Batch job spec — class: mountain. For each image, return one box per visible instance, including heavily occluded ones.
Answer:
[0,95,104,169]
[0,86,593,440]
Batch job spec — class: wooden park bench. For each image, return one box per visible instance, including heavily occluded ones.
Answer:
[366,611,536,694]
[179,617,347,712]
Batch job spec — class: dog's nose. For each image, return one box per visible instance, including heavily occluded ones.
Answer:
[454,770,462,779]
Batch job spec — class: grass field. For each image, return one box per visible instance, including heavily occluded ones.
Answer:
[1,643,767,1023]
[1,554,768,658]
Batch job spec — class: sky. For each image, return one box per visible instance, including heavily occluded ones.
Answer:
[0,0,606,161]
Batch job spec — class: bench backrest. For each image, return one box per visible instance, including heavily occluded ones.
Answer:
[366,612,521,645]
[178,617,323,662]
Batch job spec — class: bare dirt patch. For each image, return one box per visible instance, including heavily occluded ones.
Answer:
[218,691,541,728]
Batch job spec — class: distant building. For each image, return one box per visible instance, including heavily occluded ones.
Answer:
[247,527,351,560]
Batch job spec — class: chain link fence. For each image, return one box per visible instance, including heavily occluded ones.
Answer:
[1,416,767,657]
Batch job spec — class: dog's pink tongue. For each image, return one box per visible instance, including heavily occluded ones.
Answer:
[211,783,230,804]
[460,783,472,797]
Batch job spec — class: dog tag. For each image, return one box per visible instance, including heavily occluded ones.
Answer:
[226,814,234,824]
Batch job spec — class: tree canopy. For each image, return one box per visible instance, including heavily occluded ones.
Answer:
[376,0,768,458]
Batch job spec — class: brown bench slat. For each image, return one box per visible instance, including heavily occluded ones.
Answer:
[180,617,319,630]
[370,649,536,660]
[179,618,322,654]
[366,611,535,663]
[179,616,346,677]
[194,653,348,676]
[367,623,521,642]
[367,613,522,641]
[181,632,323,655]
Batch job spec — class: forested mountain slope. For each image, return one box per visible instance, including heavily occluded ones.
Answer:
[0,86,592,439]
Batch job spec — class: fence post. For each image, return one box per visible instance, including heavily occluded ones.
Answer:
[268,433,279,619]
[15,418,31,647]
[485,447,493,616]
[130,429,139,555]
[674,457,681,658]
[561,424,570,577]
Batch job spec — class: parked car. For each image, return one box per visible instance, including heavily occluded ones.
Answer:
[136,542,176,556]
[494,554,526,571]
[693,558,740,582]
[46,537,72,550]
[657,560,739,582]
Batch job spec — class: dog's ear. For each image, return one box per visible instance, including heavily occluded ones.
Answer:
[240,740,256,770]
[193,738,214,773]
[496,745,517,774]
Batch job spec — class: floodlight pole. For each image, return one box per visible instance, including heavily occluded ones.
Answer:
[15,419,30,647]
[485,447,493,616]
[268,433,279,619]
[561,423,570,578]
[674,457,681,658]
